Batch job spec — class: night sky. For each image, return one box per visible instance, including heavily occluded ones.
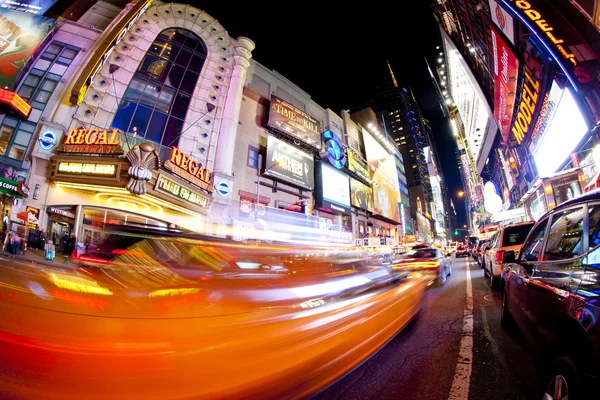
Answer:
[196,1,468,228]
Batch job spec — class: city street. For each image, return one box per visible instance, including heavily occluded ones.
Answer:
[313,256,541,400]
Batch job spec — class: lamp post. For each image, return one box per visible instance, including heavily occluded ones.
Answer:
[255,153,281,246]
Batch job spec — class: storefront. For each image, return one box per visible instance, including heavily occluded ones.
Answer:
[45,130,214,244]
[522,168,586,221]
[0,174,30,248]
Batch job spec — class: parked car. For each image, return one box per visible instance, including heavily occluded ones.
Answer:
[392,247,452,286]
[472,239,489,263]
[455,243,470,257]
[500,190,600,399]
[483,222,534,289]
[478,241,493,267]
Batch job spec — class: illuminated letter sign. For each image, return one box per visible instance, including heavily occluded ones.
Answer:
[506,0,593,87]
[156,176,208,208]
[0,88,31,117]
[163,146,212,193]
[69,0,152,105]
[57,128,123,154]
[510,66,540,144]
[57,162,117,177]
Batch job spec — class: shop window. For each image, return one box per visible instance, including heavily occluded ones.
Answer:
[248,146,259,168]
[0,118,35,162]
[112,29,206,149]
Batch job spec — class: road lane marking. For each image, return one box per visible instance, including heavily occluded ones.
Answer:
[448,261,473,400]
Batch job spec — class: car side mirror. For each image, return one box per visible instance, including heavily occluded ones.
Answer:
[503,250,516,264]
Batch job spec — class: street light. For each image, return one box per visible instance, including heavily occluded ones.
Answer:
[457,190,464,198]
[255,153,281,245]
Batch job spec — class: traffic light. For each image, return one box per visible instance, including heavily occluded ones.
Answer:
[454,230,459,236]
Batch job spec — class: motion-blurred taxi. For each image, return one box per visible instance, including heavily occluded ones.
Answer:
[391,247,452,286]
[0,227,428,399]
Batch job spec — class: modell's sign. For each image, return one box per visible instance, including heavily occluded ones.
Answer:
[163,147,212,193]
[56,128,123,154]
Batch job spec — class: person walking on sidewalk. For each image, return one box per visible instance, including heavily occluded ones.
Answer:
[10,232,20,255]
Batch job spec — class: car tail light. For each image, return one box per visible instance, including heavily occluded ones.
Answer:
[495,250,505,263]
[79,255,110,265]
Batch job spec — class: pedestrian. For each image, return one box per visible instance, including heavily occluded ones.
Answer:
[10,232,20,255]
[2,211,9,231]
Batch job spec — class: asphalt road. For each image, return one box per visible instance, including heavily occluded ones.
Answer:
[312,256,542,400]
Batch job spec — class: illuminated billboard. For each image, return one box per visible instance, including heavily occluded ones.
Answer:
[266,95,321,149]
[350,178,373,211]
[0,9,54,89]
[265,135,314,190]
[488,0,515,44]
[532,83,589,177]
[0,0,57,14]
[363,130,400,222]
[491,27,519,142]
[442,29,496,170]
[316,163,350,214]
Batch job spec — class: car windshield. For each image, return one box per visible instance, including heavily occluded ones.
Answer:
[502,224,534,247]
[405,249,437,259]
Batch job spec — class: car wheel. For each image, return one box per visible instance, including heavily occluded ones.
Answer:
[542,358,579,400]
[489,266,499,290]
[500,284,515,331]
[438,267,447,286]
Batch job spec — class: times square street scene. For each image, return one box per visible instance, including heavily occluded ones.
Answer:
[0,0,599,399]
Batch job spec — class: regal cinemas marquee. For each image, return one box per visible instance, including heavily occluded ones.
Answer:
[48,128,214,229]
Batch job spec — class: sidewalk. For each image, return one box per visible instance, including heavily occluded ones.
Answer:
[0,248,80,270]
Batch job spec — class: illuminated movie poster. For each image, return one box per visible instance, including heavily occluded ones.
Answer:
[266,95,321,150]
[0,9,55,88]
[363,130,400,222]
[350,178,373,211]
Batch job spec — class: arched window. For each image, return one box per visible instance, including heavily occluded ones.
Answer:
[111,28,206,148]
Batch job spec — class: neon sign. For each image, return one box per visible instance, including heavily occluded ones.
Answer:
[511,66,540,144]
[57,162,117,177]
[156,176,208,208]
[0,88,31,117]
[163,146,212,193]
[57,128,123,154]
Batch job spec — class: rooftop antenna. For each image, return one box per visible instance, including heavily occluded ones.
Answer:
[387,60,398,88]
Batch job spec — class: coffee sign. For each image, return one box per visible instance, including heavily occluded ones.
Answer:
[57,128,123,154]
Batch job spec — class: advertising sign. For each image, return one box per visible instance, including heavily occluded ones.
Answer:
[342,111,363,152]
[163,146,212,193]
[0,88,30,116]
[264,135,314,190]
[0,176,27,197]
[155,175,208,208]
[491,27,519,142]
[57,128,123,155]
[318,163,350,214]
[510,35,551,145]
[350,178,373,211]
[363,130,400,222]
[347,148,370,183]
[267,95,321,149]
[529,80,564,154]
[0,161,27,181]
[25,205,39,229]
[551,175,582,206]
[504,0,597,91]
[0,0,58,14]
[322,130,346,169]
[57,162,117,177]
[0,9,54,88]
[489,0,515,44]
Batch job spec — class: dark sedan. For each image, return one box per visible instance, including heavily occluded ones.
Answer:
[500,190,600,399]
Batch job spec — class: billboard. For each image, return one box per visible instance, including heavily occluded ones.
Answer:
[266,95,321,149]
[347,147,370,183]
[442,29,495,164]
[265,135,314,190]
[491,27,519,142]
[316,163,350,214]
[0,9,54,88]
[363,130,400,222]
[0,0,57,14]
[489,0,515,44]
[350,177,373,211]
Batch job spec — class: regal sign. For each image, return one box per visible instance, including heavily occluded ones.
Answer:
[163,147,212,193]
[57,128,123,154]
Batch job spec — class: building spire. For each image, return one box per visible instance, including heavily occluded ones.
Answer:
[387,60,398,88]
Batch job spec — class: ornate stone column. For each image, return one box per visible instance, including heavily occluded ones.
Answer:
[214,36,254,176]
